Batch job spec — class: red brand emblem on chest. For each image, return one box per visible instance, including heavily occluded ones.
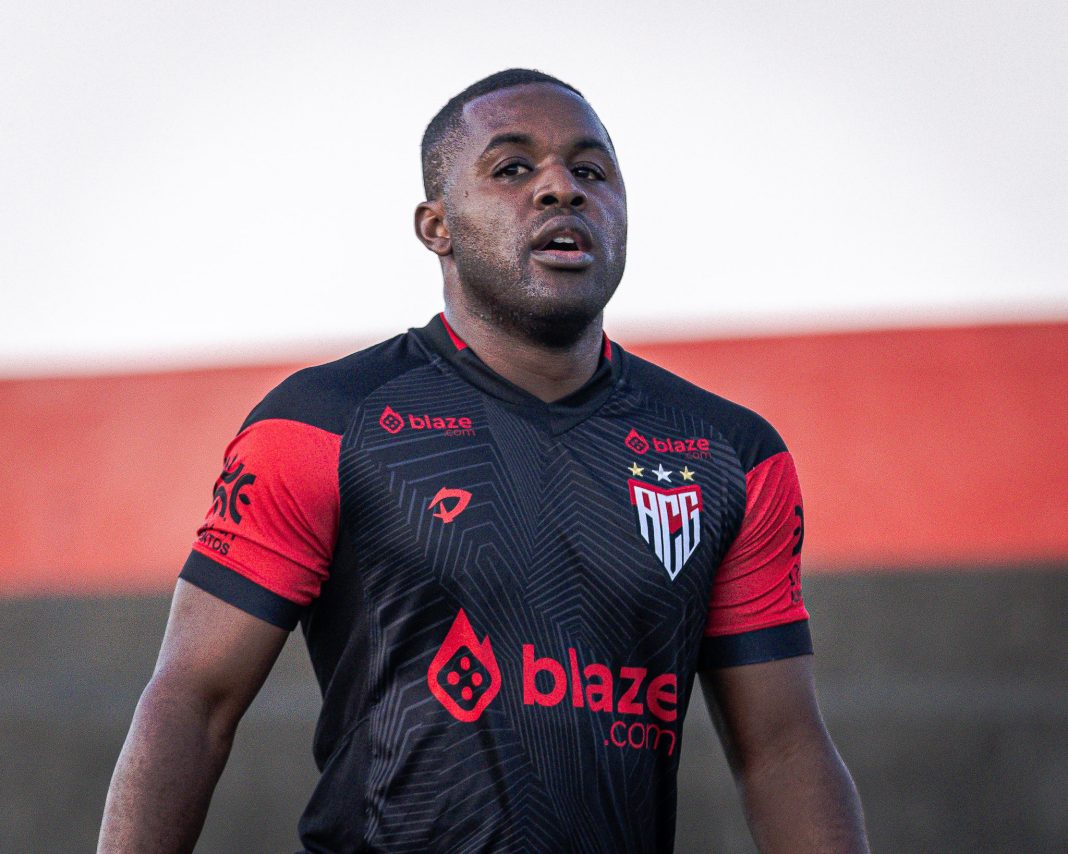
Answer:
[379,405,405,434]
[428,487,472,523]
[427,610,501,722]
[623,426,711,457]
[378,405,475,436]
[426,609,680,754]
[625,428,650,455]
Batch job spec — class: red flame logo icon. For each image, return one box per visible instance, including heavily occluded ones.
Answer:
[625,428,650,455]
[427,609,501,722]
[428,487,472,523]
[379,405,404,434]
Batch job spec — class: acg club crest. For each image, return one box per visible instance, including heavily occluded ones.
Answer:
[627,464,702,580]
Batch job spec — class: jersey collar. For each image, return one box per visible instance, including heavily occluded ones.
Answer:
[413,313,623,434]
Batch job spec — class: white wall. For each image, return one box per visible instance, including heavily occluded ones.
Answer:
[3,1,1066,374]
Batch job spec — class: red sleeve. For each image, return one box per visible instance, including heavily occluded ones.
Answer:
[186,418,341,611]
[705,450,808,638]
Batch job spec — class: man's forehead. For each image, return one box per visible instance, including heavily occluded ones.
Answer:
[459,83,612,151]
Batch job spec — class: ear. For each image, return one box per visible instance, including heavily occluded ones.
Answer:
[414,200,451,256]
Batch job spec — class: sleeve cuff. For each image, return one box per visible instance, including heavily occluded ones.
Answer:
[179,550,303,630]
[698,619,813,669]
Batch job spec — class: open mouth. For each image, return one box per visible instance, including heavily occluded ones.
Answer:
[530,220,595,270]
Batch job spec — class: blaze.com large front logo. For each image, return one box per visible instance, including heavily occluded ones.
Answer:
[427,609,502,722]
[427,610,679,756]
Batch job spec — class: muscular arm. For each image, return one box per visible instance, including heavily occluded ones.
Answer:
[98,580,289,853]
[700,655,869,854]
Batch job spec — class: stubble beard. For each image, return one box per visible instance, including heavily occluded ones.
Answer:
[447,215,624,349]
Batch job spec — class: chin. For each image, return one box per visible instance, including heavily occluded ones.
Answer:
[509,289,612,348]
[521,309,597,348]
[453,249,622,347]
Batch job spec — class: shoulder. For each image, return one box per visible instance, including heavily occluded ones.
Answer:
[241,331,429,435]
[621,350,787,472]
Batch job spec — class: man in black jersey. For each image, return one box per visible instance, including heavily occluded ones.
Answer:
[100,69,869,853]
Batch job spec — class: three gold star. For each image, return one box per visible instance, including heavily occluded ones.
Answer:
[629,462,696,481]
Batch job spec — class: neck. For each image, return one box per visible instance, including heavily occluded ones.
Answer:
[442,292,604,404]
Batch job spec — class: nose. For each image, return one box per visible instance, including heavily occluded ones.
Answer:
[534,165,586,210]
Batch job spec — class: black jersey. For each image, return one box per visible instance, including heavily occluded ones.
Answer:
[181,314,811,853]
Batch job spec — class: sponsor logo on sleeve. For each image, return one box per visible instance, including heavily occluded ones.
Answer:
[210,456,256,524]
[196,527,235,556]
[790,505,804,604]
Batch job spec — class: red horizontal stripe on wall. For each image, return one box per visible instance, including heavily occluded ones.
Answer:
[0,364,299,596]
[1,321,1066,596]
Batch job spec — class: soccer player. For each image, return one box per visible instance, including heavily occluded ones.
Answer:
[99,69,869,853]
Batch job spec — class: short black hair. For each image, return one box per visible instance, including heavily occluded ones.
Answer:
[421,68,585,200]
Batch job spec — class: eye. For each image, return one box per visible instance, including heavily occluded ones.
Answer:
[572,166,606,181]
[572,164,606,181]
[494,161,531,178]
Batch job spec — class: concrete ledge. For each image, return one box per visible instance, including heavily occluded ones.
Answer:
[3,569,1066,852]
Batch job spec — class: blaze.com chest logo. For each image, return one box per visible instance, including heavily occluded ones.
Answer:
[379,405,475,436]
[624,427,711,458]
[428,610,679,756]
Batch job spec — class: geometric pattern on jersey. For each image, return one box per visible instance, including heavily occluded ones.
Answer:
[180,314,811,853]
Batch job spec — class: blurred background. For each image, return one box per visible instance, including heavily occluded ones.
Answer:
[2,1,1066,851]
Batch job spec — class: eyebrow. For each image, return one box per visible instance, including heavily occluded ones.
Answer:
[479,132,534,158]
[478,133,614,161]
[572,137,613,157]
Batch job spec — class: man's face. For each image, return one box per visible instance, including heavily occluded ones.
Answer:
[442,83,627,347]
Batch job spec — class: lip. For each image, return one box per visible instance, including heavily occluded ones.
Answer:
[529,216,595,270]
[529,248,595,270]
